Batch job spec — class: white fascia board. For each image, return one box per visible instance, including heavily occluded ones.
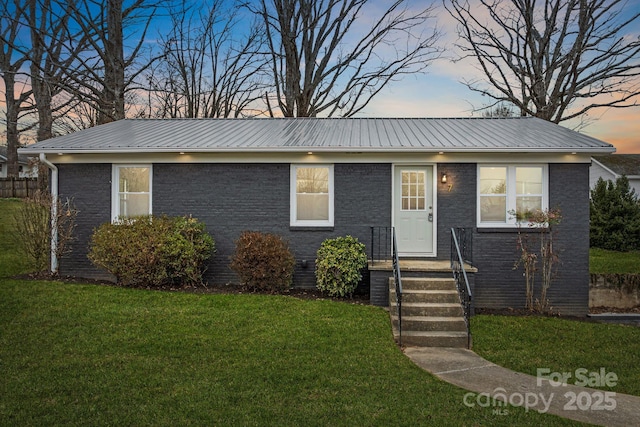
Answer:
[46,151,595,165]
[19,145,616,156]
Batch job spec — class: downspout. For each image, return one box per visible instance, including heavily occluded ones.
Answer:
[39,153,58,274]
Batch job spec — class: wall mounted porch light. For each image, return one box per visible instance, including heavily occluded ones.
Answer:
[441,171,453,192]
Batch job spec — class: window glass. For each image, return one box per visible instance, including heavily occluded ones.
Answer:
[479,167,507,222]
[401,170,427,211]
[516,166,543,218]
[516,167,542,194]
[292,165,333,226]
[480,195,507,222]
[119,167,149,193]
[478,165,547,226]
[480,167,506,194]
[114,166,151,220]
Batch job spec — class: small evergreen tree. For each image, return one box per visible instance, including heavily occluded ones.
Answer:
[590,176,640,251]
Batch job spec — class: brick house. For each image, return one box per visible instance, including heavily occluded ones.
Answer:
[21,117,614,317]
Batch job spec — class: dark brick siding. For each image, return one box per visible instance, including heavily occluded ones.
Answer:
[59,163,391,288]
[57,161,589,315]
[471,163,590,316]
[436,164,477,261]
[58,164,112,280]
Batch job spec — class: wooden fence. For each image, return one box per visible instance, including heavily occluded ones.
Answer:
[0,178,41,198]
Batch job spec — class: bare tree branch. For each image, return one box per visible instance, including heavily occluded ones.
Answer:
[446,0,640,124]
[0,0,34,177]
[142,0,268,118]
[250,0,442,117]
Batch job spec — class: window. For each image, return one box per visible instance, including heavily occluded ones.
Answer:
[291,165,334,227]
[112,165,152,220]
[478,165,547,226]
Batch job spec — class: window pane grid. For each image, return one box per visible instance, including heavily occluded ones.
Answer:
[478,165,546,225]
[401,171,427,211]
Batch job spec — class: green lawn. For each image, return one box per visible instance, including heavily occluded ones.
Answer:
[2,198,637,425]
[472,315,640,396]
[590,247,640,274]
[0,280,584,426]
[0,199,33,277]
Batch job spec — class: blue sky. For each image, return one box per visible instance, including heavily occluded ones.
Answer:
[2,0,638,152]
[357,0,640,153]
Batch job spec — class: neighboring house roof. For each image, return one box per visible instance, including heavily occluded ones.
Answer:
[19,117,615,155]
[592,154,640,178]
[0,146,31,164]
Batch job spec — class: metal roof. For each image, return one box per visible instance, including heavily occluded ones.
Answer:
[19,117,615,154]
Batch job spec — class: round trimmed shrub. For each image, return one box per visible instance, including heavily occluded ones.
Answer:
[315,235,367,297]
[229,231,296,293]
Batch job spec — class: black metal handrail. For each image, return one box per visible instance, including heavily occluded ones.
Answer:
[391,227,403,347]
[370,226,393,263]
[370,226,403,346]
[453,227,473,266]
[451,227,472,349]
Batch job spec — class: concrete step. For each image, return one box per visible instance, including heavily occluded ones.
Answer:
[390,302,463,317]
[388,277,456,291]
[394,330,470,348]
[390,289,460,304]
[391,315,468,332]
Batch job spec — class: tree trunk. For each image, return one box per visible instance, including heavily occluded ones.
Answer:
[98,0,126,124]
[5,73,20,177]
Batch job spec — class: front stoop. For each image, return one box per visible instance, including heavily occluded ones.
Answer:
[389,277,470,348]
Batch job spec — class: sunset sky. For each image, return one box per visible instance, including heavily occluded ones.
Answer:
[1,0,639,153]
[359,0,640,154]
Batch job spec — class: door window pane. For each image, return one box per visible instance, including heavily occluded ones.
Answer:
[401,171,427,211]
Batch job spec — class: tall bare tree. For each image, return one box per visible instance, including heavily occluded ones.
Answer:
[0,0,33,177]
[26,0,92,141]
[66,0,160,124]
[145,0,267,118]
[446,0,640,124]
[250,0,442,117]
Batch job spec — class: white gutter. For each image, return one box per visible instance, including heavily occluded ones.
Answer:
[39,153,58,274]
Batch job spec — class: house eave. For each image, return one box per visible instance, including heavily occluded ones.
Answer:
[19,146,617,156]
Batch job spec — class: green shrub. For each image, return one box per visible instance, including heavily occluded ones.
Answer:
[163,216,216,286]
[229,231,296,293]
[88,215,215,287]
[590,176,640,251]
[315,235,367,297]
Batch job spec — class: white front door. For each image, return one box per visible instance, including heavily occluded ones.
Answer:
[393,166,435,256]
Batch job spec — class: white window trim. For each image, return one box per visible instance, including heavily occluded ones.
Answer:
[112,164,153,221]
[290,164,334,227]
[477,164,548,227]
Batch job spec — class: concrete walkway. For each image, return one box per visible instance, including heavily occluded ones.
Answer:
[404,347,640,427]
